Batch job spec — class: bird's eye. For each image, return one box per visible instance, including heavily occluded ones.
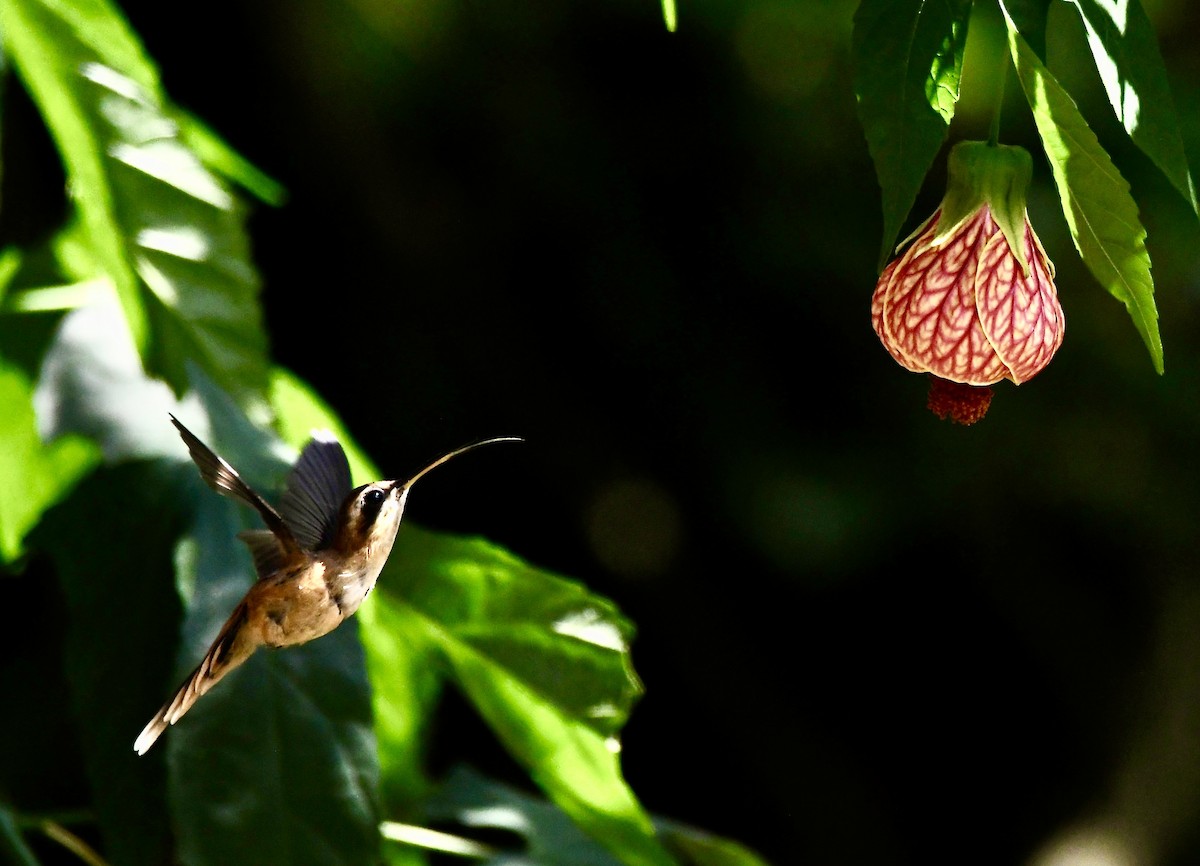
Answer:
[358,486,388,528]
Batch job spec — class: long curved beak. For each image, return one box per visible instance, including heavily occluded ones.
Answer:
[397,437,523,491]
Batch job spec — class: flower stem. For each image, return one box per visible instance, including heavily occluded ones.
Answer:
[988,51,1010,147]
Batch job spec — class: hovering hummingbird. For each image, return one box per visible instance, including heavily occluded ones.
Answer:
[134,415,519,755]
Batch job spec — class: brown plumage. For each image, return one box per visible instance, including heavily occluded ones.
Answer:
[134,416,518,756]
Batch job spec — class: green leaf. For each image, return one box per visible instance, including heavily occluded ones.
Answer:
[393,531,671,866]
[4,279,106,313]
[0,0,153,355]
[0,357,98,564]
[1065,0,1198,216]
[657,822,769,866]
[0,0,269,403]
[397,531,644,737]
[1001,0,1050,61]
[0,806,39,866]
[425,765,630,865]
[178,112,288,208]
[661,0,677,33]
[358,593,442,817]
[35,300,185,460]
[0,247,23,309]
[34,461,190,866]
[853,0,973,270]
[1003,6,1163,373]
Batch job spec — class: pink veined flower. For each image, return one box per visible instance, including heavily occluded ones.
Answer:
[871,141,1064,424]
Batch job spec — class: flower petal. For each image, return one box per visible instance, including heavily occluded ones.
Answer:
[878,208,1008,385]
[976,221,1064,384]
[871,258,912,367]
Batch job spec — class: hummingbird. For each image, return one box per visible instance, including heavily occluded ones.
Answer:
[134,415,519,755]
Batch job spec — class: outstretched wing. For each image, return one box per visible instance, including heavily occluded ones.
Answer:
[171,415,292,542]
[278,430,353,551]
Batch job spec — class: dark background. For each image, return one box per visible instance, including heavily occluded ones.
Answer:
[44,0,1200,862]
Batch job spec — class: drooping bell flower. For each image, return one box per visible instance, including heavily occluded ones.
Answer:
[872,141,1064,425]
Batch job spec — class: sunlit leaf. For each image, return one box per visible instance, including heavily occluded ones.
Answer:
[853,0,973,270]
[4,279,107,313]
[395,531,644,737]
[35,300,184,460]
[661,0,676,33]
[35,461,189,866]
[1064,0,1198,215]
[0,357,98,564]
[0,0,269,403]
[178,112,287,208]
[393,532,670,866]
[1003,7,1162,373]
[0,247,24,309]
[0,0,149,355]
[358,593,442,821]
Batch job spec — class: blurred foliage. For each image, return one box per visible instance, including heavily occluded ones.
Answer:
[4,0,1200,865]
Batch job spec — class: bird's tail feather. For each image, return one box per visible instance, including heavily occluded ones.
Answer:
[134,602,255,756]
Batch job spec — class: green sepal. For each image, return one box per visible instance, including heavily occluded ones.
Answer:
[935,141,1033,275]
